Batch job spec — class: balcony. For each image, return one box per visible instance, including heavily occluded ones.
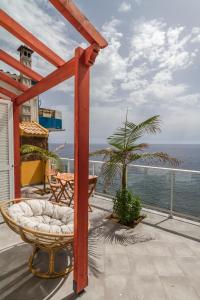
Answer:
[1,160,200,299]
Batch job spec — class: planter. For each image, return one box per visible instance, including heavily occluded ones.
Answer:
[106,213,145,228]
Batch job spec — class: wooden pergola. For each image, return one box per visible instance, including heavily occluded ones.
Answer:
[0,0,107,294]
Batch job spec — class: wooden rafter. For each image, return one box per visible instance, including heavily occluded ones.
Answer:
[49,0,108,49]
[0,50,43,81]
[15,57,75,105]
[0,72,27,92]
[0,9,65,67]
[0,87,17,99]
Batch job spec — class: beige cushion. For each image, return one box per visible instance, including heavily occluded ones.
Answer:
[8,199,74,234]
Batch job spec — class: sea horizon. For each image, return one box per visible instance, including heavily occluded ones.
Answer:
[49,143,200,171]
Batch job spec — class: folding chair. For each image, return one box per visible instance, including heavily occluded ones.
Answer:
[47,171,61,202]
[88,176,98,212]
[67,176,97,211]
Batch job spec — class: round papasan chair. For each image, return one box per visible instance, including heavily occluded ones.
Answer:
[0,198,74,278]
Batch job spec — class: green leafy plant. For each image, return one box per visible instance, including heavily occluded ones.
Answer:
[91,115,180,190]
[20,144,61,194]
[90,114,180,225]
[113,188,142,225]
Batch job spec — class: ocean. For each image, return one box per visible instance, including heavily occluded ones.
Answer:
[49,143,200,220]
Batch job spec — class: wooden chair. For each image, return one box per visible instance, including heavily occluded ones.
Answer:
[65,176,98,211]
[47,171,68,203]
[46,171,61,202]
[88,176,97,212]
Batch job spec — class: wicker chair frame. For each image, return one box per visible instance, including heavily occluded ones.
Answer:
[0,199,74,278]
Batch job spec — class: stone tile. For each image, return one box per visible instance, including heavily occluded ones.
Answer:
[127,255,158,276]
[188,275,200,298]
[187,241,200,257]
[126,242,150,256]
[84,275,105,300]
[128,275,168,300]
[0,223,21,249]
[160,276,200,300]
[104,275,132,300]
[146,240,172,257]
[104,252,130,275]
[169,242,196,257]
[153,256,184,277]
[176,257,200,278]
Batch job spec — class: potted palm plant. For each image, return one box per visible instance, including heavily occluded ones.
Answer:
[91,115,179,225]
[21,144,61,195]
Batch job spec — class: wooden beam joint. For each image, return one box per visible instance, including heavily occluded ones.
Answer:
[84,44,100,66]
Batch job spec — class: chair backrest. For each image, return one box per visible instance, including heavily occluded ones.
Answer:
[88,176,98,198]
[67,176,97,198]
[46,169,57,185]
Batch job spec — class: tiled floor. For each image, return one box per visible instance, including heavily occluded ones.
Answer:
[0,194,200,299]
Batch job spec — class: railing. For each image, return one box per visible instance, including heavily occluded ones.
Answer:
[60,158,200,222]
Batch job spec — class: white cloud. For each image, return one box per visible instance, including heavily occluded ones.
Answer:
[2,0,200,143]
[1,0,79,80]
[118,2,131,13]
[91,18,128,103]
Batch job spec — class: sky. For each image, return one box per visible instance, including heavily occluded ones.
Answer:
[1,0,200,144]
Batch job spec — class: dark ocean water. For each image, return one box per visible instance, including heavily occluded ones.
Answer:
[49,143,200,170]
[49,143,200,220]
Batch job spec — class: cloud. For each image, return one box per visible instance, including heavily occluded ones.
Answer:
[2,0,200,143]
[121,19,200,108]
[118,2,131,13]
[90,18,128,104]
[0,0,79,79]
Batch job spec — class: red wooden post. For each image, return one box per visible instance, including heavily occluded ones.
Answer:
[73,47,90,294]
[13,103,21,198]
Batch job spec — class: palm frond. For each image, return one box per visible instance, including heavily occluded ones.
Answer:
[101,152,123,187]
[20,144,60,165]
[128,151,180,167]
[126,143,149,152]
[89,148,115,160]
[108,115,161,150]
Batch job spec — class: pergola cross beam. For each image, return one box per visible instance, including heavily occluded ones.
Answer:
[0,71,27,92]
[0,50,43,81]
[14,57,75,105]
[49,0,108,49]
[0,86,17,99]
[0,9,65,67]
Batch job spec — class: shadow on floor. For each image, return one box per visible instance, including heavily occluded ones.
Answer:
[0,243,71,300]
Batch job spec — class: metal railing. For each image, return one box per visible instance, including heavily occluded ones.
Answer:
[60,158,200,222]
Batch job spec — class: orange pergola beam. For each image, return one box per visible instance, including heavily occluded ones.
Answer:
[49,0,108,49]
[0,87,17,99]
[0,9,65,67]
[14,57,75,105]
[0,50,43,82]
[0,72,27,92]
[73,47,90,294]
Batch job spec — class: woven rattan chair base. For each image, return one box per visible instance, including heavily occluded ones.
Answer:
[29,244,73,279]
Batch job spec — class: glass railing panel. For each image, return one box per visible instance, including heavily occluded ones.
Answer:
[173,172,200,218]
[127,165,171,211]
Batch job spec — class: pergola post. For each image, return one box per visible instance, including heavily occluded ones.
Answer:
[13,103,21,198]
[73,47,90,294]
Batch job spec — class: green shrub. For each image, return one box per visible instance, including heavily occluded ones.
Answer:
[113,188,142,225]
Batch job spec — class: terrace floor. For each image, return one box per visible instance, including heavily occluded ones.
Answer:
[0,190,200,300]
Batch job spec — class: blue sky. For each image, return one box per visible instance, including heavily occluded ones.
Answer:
[1,0,200,144]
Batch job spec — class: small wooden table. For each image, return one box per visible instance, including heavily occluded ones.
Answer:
[54,173,98,211]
